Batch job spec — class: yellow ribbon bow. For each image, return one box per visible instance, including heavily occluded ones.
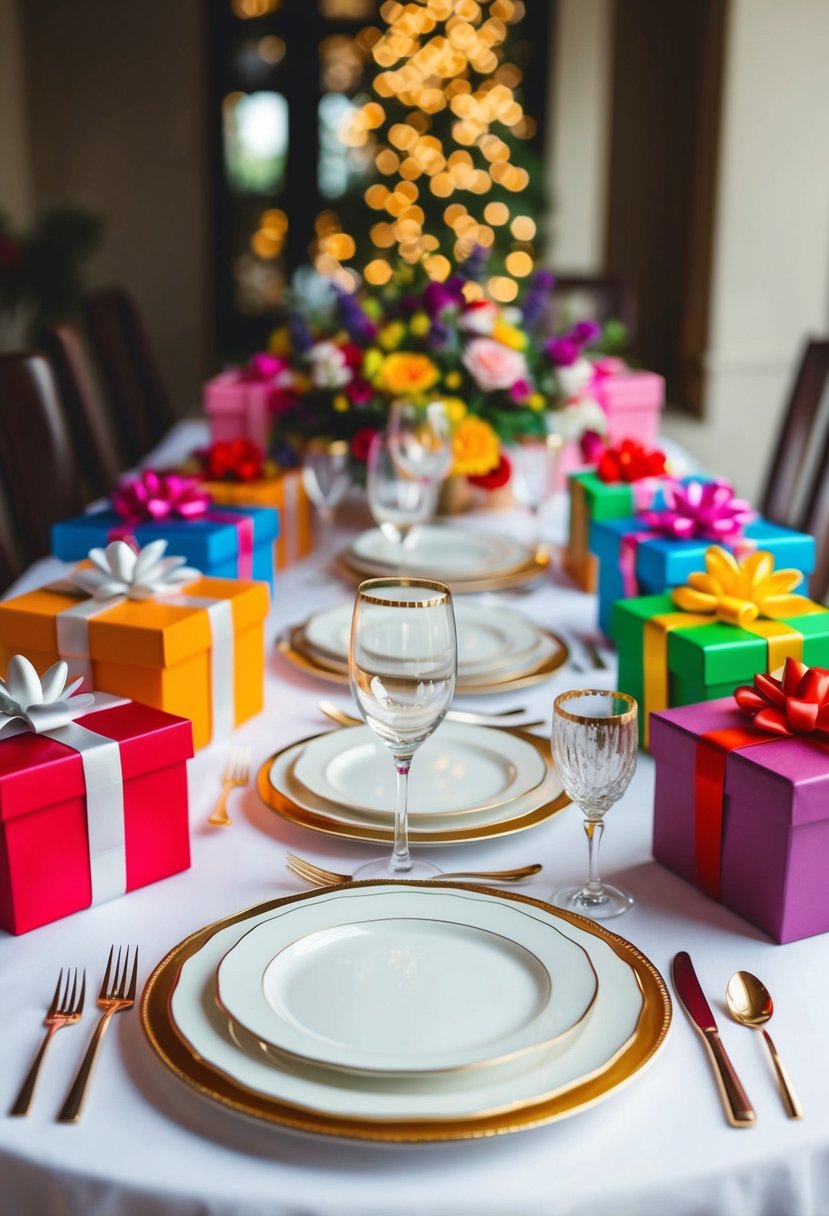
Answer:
[671,547,811,626]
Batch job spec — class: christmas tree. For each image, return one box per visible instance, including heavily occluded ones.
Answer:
[312,0,546,302]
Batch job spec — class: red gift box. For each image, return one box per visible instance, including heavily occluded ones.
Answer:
[0,700,194,935]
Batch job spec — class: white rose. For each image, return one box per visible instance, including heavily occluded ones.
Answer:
[307,342,352,390]
[550,396,608,441]
[555,357,594,397]
[457,301,497,336]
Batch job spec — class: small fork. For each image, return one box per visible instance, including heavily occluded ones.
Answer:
[285,851,542,887]
[9,968,86,1116]
[207,746,252,827]
[57,946,138,1124]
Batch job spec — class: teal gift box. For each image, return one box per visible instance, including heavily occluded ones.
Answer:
[51,506,278,595]
[592,517,815,636]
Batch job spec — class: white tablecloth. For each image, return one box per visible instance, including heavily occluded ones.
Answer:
[2,424,828,1215]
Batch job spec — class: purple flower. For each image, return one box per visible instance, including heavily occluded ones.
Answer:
[546,337,580,367]
[426,320,452,351]
[422,281,458,319]
[331,283,377,343]
[459,245,489,281]
[521,270,555,331]
[569,319,602,348]
[288,311,313,354]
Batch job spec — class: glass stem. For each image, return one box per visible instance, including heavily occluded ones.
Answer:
[391,758,412,873]
[583,818,605,895]
[318,506,334,558]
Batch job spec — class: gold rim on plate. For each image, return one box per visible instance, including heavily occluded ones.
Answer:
[278,624,568,695]
[140,881,671,1142]
[256,727,570,844]
[334,549,551,594]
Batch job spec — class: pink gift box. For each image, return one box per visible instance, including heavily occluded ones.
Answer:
[204,370,273,450]
[592,363,665,448]
[0,700,194,935]
[651,697,829,943]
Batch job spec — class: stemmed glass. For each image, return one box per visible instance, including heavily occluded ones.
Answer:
[349,577,457,878]
[387,399,453,485]
[551,689,638,918]
[366,431,438,548]
[507,434,563,550]
[301,438,352,561]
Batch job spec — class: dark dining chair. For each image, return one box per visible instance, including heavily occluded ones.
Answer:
[551,274,637,335]
[759,338,829,528]
[789,342,829,602]
[0,352,86,562]
[0,519,20,596]
[84,287,177,464]
[44,323,123,499]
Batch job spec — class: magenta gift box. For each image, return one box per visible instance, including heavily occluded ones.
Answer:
[204,370,273,450]
[594,367,664,448]
[651,697,829,943]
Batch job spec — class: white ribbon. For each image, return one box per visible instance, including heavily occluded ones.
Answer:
[0,656,129,905]
[50,540,236,742]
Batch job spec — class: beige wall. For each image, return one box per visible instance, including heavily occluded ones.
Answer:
[18,0,210,413]
[0,0,33,227]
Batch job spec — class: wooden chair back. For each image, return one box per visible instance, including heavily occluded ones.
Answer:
[0,518,20,596]
[84,287,176,464]
[44,323,123,499]
[760,339,829,527]
[790,342,829,602]
[0,352,86,562]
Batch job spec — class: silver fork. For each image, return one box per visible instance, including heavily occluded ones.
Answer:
[9,968,86,1116]
[207,746,252,827]
[57,946,138,1124]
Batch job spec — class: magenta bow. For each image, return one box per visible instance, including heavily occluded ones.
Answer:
[244,353,287,382]
[111,470,211,527]
[637,479,755,542]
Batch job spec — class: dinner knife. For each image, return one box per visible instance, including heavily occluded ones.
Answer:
[672,951,756,1128]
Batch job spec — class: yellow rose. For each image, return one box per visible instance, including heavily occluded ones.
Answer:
[445,370,462,390]
[409,311,431,337]
[452,415,501,477]
[492,318,528,351]
[378,352,440,396]
[378,321,406,351]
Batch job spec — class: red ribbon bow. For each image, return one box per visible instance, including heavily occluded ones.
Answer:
[735,657,829,738]
[198,440,266,484]
[111,470,211,526]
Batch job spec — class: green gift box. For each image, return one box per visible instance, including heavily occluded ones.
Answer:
[612,592,829,750]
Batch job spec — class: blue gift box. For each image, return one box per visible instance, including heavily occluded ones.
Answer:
[51,505,279,595]
[591,516,816,636]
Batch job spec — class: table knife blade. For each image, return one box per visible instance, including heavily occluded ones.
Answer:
[672,951,756,1128]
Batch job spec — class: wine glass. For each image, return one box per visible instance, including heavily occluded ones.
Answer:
[301,438,351,560]
[349,577,457,878]
[387,399,453,484]
[507,434,563,550]
[551,689,638,918]
[366,431,438,548]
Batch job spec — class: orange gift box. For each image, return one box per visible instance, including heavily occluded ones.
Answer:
[203,470,313,570]
[0,576,270,750]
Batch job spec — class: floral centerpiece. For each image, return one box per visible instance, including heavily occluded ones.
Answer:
[251,257,622,490]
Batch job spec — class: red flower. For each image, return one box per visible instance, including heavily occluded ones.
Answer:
[468,452,512,491]
[347,377,374,405]
[596,439,667,484]
[199,439,265,483]
[340,342,364,372]
[350,427,380,462]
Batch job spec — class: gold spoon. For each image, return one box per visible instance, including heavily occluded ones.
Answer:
[725,971,803,1120]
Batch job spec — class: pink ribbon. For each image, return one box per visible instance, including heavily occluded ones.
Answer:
[109,471,254,579]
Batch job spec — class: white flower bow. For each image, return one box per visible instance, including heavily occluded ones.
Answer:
[0,656,95,735]
[69,540,200,602]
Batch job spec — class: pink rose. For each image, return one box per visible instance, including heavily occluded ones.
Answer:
[461,337,529,392]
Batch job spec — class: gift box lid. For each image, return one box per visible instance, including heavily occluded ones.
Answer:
[51,505,278,567]
[594,369,664,410]
[573,471,701,522]
[651,697,829,827]
[0,700,193,822]
[612,592,829,686]
[203,475,296,509]
[593,516,816,587]
[204,369,273,411]
[0,576,270,668]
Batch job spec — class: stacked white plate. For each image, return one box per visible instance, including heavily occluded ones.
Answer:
[258,720,569,844]
[143,882,671,1141]
[336,524,550,593]
[282,599,567,695]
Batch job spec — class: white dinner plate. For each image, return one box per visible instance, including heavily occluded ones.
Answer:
[169,884,645,1122]
[302,599,544,678]
[292,722,548,819]
[215,888,598,1076]
[347,525,532,579]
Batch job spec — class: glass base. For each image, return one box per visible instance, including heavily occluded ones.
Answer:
[351,856,442,881]
[552,882,634,920]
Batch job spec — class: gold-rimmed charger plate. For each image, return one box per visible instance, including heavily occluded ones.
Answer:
[256,727,569,844]
[140,881,671,1142]
[278,625,568,696]
[335,549,551,594]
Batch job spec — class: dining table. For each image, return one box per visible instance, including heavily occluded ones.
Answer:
[1,421,827,1216]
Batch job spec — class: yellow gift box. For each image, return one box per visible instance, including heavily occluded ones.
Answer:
[0,575,270,751]
[203,470,313,570]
